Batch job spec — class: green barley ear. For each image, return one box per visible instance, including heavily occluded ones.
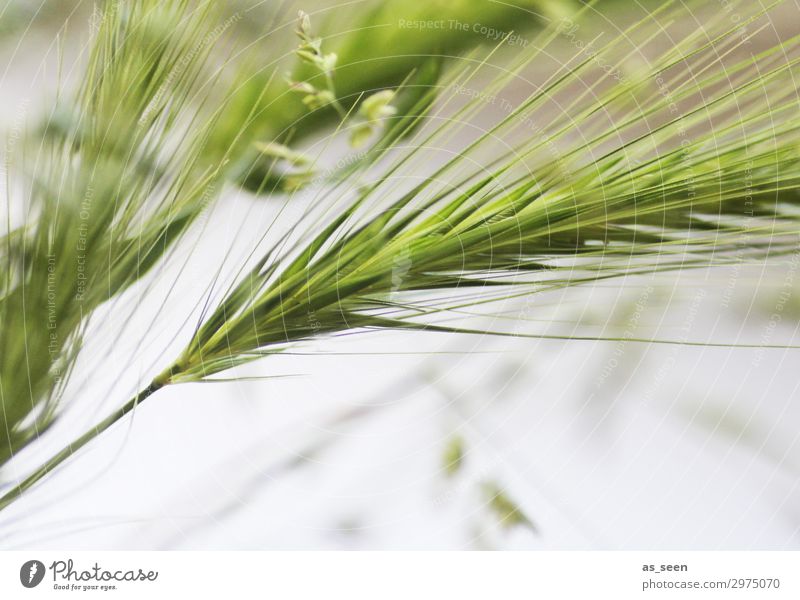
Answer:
[0,0,230,468]
[160,1,800,385]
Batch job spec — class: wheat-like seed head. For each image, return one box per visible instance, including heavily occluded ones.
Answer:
[163,2,800,383]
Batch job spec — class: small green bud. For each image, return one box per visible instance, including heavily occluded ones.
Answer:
[297,10,311,38]
[360,90,397,122]
[349,123,375,148]
[288,80,317,95]
[302,89,335,111]
[254,142,310,167]
[320,52,338,74]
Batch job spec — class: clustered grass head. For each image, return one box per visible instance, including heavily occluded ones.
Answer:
[158,2,800,385]
[213,0,569,192]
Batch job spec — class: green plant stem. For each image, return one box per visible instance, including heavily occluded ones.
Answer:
[0,382,163,513]
[324,73,348,119]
